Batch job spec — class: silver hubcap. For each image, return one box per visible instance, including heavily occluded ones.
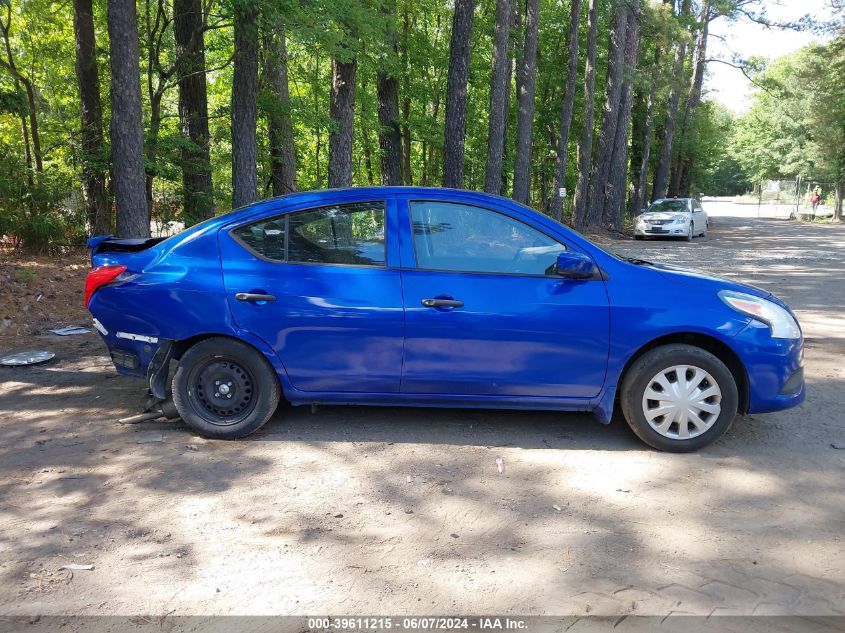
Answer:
[642,364,722,440]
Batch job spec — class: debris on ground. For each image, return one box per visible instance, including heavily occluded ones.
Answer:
[48,326,91,336]
[58,564,94,571]
[495,456,505,474]
[135,432,165,444]
[0,350,54,367]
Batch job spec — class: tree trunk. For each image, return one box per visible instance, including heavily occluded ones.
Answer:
[628,84,645,206]
[631,80,655,216]
[498,0,519,194]
[144,89,162,217]
[232,2,259,208]
[1,8,43,177]
[359,95,376,186]
[442,0,475,189]
[652,0,691,201]
[549,0,581,221]
[23,81,42,174]
[328,57,357,188]
[584,1,629,227]
[174,0,214,223]
[400,7,413,185]
[484,0,511,195]
[73,0,110,234]
[19,103,34,187]
[309,53,322,185]
[263,22,297,197]
[108,0,149,237]
[377,0,402,187]
[676,0,710,195]
[604,4,640,228]
[511,0,540,204]
[834,176,843,222]
[572,0,598,229]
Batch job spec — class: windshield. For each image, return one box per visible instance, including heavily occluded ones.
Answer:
[646,200,689,213]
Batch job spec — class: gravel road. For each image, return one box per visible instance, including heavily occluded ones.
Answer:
[0,206,843,623]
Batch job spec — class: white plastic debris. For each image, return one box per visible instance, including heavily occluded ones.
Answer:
[59,563,94,571]
[48,326,91,336]
[495,457,505,474]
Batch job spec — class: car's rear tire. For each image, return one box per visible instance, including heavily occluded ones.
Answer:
[172,337,280,439]
[619,344,739,452]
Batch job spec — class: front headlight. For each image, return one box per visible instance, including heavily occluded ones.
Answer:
[719,290,801,339]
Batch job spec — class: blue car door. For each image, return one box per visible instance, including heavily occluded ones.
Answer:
[397,195,610,398]
[219,195,405,393]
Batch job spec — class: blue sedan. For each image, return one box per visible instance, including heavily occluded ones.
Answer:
[85,187,804,451]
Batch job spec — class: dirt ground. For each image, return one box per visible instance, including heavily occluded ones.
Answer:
[1,205,844,622]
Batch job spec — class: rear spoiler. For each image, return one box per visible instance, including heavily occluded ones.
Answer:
[87,234,166,263]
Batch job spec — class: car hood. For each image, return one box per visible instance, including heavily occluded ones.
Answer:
[645,261,778,302]
[638,212,688,221]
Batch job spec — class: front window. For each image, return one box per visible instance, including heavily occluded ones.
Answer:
[409,201,566,276]
[646,200,689,213]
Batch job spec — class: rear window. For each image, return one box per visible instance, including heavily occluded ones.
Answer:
[232,201,386,266]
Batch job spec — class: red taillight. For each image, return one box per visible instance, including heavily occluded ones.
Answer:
[84,265,127,307]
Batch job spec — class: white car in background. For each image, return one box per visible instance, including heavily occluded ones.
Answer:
[634,198,709,241]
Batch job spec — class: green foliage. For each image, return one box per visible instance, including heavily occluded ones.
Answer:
[0,152,87,252]
[729,43,845,188]
[1,0,842,250]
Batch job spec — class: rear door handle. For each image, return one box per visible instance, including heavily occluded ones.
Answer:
[235,292,277,302]
[421,298,464,308]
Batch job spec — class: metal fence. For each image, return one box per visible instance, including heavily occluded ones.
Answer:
[756,178,836,219]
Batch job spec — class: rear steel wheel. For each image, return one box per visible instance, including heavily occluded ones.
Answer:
[172,337,281,439]
[193,358,256,424]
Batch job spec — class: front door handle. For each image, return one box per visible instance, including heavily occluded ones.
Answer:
[235,292,277,302]
[421,298,464,308]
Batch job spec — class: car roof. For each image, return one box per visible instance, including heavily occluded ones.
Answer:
[218,186,529,226]
[246,186,516,207]
[175,187,539,242]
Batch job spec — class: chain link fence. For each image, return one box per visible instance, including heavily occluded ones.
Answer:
[756,178,836,219]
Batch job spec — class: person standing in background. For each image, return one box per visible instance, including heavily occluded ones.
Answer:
[811,190,821,214]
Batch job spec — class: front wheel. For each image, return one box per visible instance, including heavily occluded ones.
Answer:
[619,344,739,452]
[685,224,693,241]
[172,337,281,439]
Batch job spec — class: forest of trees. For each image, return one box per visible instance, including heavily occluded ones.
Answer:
[0,0,842,247]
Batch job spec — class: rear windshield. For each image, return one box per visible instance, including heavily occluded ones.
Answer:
[647,200,689,213]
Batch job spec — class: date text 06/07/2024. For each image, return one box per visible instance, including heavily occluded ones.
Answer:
[306,617,529,630]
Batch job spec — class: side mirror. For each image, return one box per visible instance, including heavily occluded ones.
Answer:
[556,251,597,280]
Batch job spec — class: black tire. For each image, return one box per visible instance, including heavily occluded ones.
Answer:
[634,235,644,241]
[619,344,739,452]
[172,337,281,439]
[685,225,693,241]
